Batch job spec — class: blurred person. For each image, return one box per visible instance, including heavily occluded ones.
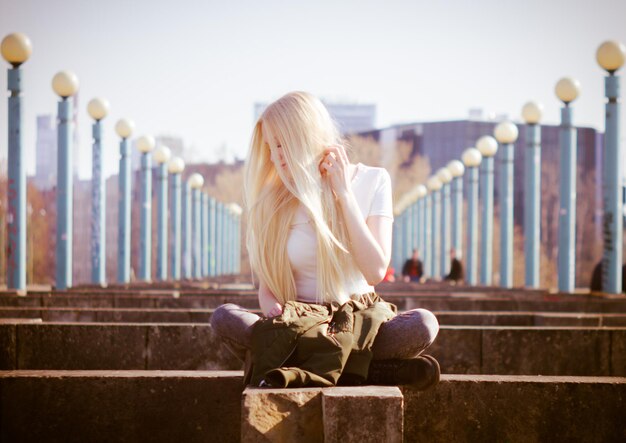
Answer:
[402,249,423,283]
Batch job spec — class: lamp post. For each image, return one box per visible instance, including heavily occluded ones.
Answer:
[154,146,171,281]
[182,178,192,279]
[209,197,217,276]
[189,173,204,279]
[423,187,432,279]
[87,97,110,286]
[415,185,428,260]
[231,204,242,273]
[477,135,498,285]
[427,176,443,279]
[137,135,155,281]
[168,157,185,280]
[216,202,224,276]
[462,148,482,285]
[52,71,79,290]
[115,118,134,283]
[494,121,519,288]
[447,160,465,262]
[597,40,626,293]
[522,101,544,288]
[437,167,453,277]
[2,33,32,291]
[202,193,209,277]
[555,77,581,292]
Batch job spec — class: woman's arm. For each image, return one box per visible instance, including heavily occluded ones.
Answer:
[320,145,393,285]
[258,278,283,317]
[337,193,393,285]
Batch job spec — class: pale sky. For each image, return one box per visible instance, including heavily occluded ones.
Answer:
[1,0,626,179]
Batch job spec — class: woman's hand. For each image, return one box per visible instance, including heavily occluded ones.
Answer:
[266,302,283,318]
[319,145,351,199]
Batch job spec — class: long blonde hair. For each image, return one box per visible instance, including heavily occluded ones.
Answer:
[244,91,358,304]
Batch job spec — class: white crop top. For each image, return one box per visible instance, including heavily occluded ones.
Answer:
[286,163,394,304]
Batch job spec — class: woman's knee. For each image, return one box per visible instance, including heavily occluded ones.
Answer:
[210,303,241,334]
[411,308,439,347]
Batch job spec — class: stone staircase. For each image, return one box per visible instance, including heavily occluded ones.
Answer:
[1,286,625,442]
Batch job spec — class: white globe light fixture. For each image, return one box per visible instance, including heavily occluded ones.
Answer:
[416,184,428,199]
[476,135,498,158]
[52,70,79,98]
[462,148,482,167]
[154,146,172,164]
[437,167,453,184]
[555,77,581,104]
[168,157,185,174]
[189,173,204,189]
[426,176,442,191]
[1,32,32,66]
[596,40,626,74]
[115,119,134,139]
[87,97,110,121]
[447,160,465,177]
[136,135,156,153]
[521,101,544,125]
[494,121,519,144]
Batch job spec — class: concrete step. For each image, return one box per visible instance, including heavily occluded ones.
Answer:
[402,375,626,442]
[2,292,626,312]
[5,370,621,442]
[2,306,626,326]
[2,322,624,376]
[0,370,244,443]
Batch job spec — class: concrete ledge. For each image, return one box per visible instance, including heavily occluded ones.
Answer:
[4,307,626,327]
[2,323,625,376]
[0,370,244,443]
[402,375,626,442]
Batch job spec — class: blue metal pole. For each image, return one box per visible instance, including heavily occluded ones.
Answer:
[216,202,224,276]
[452,176,463,260]
[209,198,217,276]
[480,156,494,285]
[55,97,73,290]
[91,120,105,285]
[500,142,514,288]
[202,193,209,277]
[391,218,400,273]
[525,124,541,287]
[558,105,576,292]
[182,181,192,279]
[432,189,441,278]
[424,193,432,278]
[117,138,131,283]
[467,166,479,285]
[6,66,26,290]
[402,210,411,267]
[441,182,451,277]
[170,172,182,280]
[156,161,168,280]
[602,73,622,293]
[192,187,201,278]
[235,213,241,273]
[417,198,424,259]
[139,152,152,281]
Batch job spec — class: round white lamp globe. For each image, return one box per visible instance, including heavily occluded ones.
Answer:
[476,136,498,157]
[136,135,156,153]
[447,160,465,177]
[494,121,519,144]
[52,70,79,98]
[87,97,110,121]
[462,148,483,167]
[115,119,135,139]
[154,146,172,164]
[168,157,185,174]
[521,101,544,125]
[596,40,626,73]
[555,77,581,104]
[1,32,32,66]
[189,173,204,189]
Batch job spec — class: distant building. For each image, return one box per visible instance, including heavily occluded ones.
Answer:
[34,115,56,190]
[33,94,81,190]
[254,100,376,135]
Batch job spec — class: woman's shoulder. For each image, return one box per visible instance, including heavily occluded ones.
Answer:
[354,163,391,183]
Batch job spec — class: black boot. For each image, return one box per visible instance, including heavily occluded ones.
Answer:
[366,354,440,390]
